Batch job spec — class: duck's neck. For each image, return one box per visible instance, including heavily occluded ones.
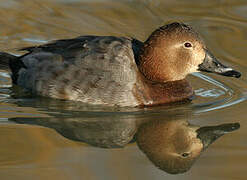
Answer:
[134,74,194,107]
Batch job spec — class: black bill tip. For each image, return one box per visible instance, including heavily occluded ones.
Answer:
[223,122,240,132]
[221,70,241,78]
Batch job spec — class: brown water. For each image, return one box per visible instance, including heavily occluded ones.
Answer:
[0,0,247,179]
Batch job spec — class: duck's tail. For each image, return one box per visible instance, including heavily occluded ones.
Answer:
[0,52,17,70]
[0,52,26,84]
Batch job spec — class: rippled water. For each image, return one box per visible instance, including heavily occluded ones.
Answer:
[0,0,247,179]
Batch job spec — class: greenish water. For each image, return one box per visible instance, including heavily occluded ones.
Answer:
[0,0,247,179]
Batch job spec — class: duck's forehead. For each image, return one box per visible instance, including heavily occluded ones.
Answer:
[161,23,198,37]
[166,29,204,44]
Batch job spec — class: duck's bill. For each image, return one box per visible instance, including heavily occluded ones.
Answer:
[196,122,240,151]
[198,49,241,78]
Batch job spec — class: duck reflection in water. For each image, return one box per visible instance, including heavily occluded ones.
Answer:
[11,115,239,174]
[136,119,239,174]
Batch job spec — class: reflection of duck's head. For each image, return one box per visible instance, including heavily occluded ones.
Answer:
[136,119,240,174]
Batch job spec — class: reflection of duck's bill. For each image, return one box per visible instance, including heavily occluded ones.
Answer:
[198,49,241,78]
[196,122,240,150]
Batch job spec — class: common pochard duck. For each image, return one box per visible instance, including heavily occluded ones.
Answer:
[0,22,241,106]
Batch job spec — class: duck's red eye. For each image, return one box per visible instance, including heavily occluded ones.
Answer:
[181,153,190,158]
[184,42,192,48]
